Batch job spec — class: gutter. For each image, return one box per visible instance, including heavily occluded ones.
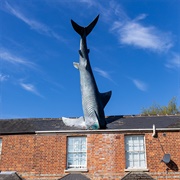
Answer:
[0,132,35,135]
[35,128,180,134]
[1,128,179,135]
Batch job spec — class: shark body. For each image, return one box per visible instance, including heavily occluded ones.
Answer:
[71,15,112,129]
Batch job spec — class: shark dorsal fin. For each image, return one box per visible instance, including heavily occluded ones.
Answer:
[100,91,112,108]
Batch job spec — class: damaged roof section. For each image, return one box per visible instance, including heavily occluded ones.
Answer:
[0,115,180,134]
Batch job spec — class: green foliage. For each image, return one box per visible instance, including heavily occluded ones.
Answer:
[141,97,180,115]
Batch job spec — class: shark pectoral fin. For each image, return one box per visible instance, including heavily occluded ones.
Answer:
[100,91,112,108]
[62,116,86,129]
[73,62,79,69]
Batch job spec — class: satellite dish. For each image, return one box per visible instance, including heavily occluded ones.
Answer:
[162,154,171,164]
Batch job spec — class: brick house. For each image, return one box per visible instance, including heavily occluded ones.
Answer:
[0,115,180,180]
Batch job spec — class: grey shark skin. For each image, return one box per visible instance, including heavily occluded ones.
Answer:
[71,15,112,129]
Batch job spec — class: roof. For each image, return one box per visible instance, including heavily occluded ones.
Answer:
[121,172,155,180]
[0,172,23,180]
[106,115,180,129]
[59,173,90,180]
[0,115,180,134]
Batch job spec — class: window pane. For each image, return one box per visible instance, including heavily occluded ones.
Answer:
[139,144,144,151]
[139,138,144,144]
[68,145,74,152]
[139,152,145,160]
[134,160,139,167]
[128,159,133,168]
[134,144,140,151]
[133,138,138,145]
[140,160,145,167]
[133,152,139,160]
[126,144,133,151]
[128,152,133,160]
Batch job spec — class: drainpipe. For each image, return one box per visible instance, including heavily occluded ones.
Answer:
[152,124,156,137]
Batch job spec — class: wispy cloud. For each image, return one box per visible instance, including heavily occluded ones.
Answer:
[0,48,35,68]
[20,82,43,98]
[3,1,63,41]
[94,67,111,79]
[111,15,172,52]
[78,0,95,6]
[132,79,148,91]
[94,67,117,85]
[0,74,9,82]
[165,53,180,69]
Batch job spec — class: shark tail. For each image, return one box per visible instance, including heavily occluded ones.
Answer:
[71,15,99,37]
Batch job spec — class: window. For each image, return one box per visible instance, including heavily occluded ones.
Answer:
[67,137,87,169]
[125,135,146,169]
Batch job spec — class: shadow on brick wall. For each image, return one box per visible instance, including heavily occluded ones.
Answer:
[166,160,179,172]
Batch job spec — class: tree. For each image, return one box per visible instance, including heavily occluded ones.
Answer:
[141,97,180,115]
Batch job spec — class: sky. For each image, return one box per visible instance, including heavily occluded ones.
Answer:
[0,0,180,119]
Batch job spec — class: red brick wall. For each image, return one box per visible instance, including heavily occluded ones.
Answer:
[0,134,67,179]
[145,132,180,180]
[0,131,179,180]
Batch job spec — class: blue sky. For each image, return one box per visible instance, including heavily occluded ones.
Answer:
[0,0,180,119]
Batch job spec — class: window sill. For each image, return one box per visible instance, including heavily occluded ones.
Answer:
[64,168,88,173]
[124,168,149,172]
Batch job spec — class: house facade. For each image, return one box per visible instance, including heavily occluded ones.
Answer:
[0,115,180,180]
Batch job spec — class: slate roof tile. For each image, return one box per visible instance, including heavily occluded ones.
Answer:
[121,172,155,180]
[59,173,90,180]
[0,172,23,180]
[107,115,180,129]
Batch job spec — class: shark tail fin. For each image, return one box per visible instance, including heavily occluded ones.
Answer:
[100,91,112,109]
[71,15,99,37]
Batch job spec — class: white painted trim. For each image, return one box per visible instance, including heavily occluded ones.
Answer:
[64,168,88,173]
[0,171,16,174]
[124,168,149,172]
[35,128,180,134]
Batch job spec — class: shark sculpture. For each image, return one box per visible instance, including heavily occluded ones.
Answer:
[62,15,112,129]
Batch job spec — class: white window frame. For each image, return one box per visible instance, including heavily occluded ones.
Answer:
[125,135,147,170]
[66,136,87,170]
